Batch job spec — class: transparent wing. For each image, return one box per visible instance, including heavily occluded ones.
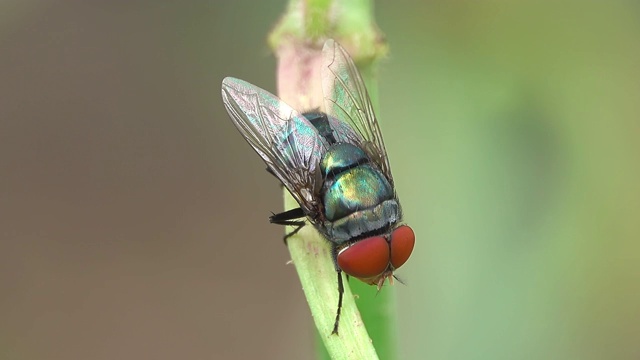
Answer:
[321,39,394,185]
[221,77,327,214]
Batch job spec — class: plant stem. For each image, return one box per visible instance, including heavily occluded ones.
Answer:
[269,1,394,359]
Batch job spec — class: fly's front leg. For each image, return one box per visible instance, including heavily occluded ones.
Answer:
[332,269,344,335]
[328,244,346,335]
[270,207,306,243]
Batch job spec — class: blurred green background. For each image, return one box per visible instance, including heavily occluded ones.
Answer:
[1,1,638,359]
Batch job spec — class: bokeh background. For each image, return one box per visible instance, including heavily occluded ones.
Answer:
[1,1,639,359]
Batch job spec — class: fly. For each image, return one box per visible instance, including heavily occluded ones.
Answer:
[221,39,415,334]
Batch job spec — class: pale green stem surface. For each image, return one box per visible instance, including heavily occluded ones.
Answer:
[269,1,396,359]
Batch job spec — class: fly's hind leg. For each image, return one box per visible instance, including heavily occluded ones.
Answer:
[265,167,285,189]
[270,207,306,244]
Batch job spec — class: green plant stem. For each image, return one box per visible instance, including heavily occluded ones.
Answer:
[269,1,394,359]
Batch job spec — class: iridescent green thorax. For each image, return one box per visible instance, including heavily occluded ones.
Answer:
[318,142,398,243]
[323,164,394,221]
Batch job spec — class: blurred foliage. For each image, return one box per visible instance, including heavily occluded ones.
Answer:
[374,2,640,359]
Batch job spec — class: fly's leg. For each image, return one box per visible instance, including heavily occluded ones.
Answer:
[266,166,276,177]
[329,243,345,335]
[332,270,344,335]
[265,167,285,189]
[270,207,306,244]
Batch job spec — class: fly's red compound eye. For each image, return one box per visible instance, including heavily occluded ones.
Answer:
[337,236,389,279]
[390,225,415,269]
